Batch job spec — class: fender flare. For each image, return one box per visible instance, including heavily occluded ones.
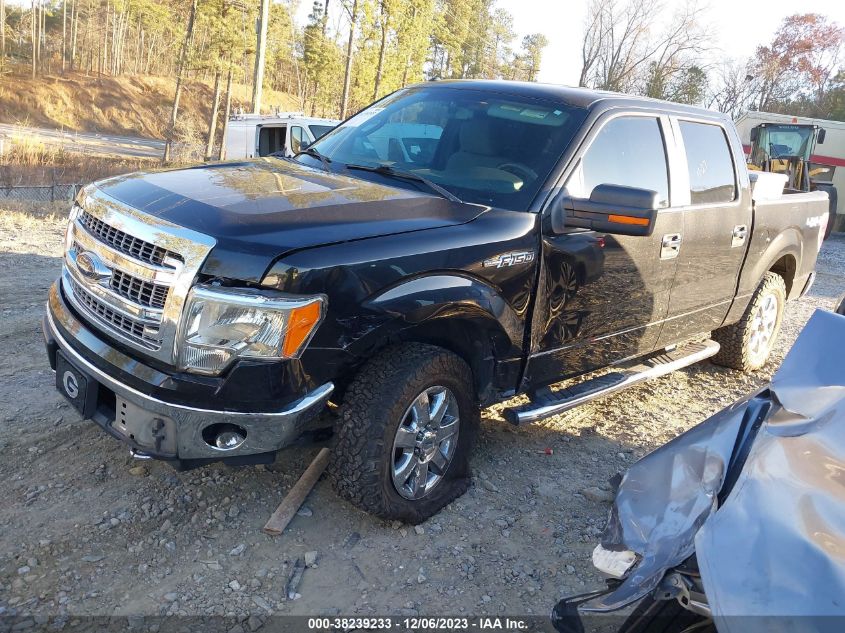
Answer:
[355,274,525,356]
[743,227,802,297]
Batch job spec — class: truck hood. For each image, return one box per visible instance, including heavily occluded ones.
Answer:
[93,159,486,282]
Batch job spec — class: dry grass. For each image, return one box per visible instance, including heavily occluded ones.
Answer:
[0,200,69,233]
[0,70,300,139]
[0,136,158,186]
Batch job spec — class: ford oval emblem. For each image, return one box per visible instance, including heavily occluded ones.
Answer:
[76,251,112,282]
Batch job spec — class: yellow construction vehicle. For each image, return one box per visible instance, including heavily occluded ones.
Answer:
[748,122,836,238]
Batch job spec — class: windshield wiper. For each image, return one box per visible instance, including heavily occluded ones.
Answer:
[345,163,463,204]
[294,146,331,172]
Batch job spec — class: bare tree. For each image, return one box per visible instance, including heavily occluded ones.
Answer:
[218,61,234,160]
[164,0,198,163]
[340,0,358,119]
[251,0,269,114]
[706,59,757,119]
[205,69,222,160]
[578,0,711,96]
[31,0,37,78]
[1,0,6,71]
[579,0,610,87]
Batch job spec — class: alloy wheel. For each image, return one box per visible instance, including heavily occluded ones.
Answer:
[391,386,460,500]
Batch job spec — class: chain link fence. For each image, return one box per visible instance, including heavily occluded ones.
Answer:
[0,184,83,203]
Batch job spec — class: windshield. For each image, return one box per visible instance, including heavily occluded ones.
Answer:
[308,124,335,140]
[303,86,588,209]
[764,126,814,159]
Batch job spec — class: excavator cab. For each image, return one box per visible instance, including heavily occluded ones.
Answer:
[747,122,826,192]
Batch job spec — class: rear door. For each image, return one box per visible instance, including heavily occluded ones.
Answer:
[525,112,683,387]
[656,118,752,345]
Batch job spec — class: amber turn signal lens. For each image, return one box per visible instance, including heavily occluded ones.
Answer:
[282,301,323,357]
[608,214,650,226]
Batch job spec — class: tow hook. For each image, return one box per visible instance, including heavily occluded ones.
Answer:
[129,448,153,460]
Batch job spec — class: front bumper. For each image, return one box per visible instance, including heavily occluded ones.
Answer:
[44,281,334,463]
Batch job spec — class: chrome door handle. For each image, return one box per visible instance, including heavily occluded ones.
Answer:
[661,233,682,260]
[732,224,748,247]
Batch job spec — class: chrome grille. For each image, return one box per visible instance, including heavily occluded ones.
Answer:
[79,209,182,268]
[110,269,169,310]
[68,276,159,348]
[63,188,215,364]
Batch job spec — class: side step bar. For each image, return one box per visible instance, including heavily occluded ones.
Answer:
[504,340,720,426]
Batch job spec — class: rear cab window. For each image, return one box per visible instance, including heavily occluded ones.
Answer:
[678,121,737,205]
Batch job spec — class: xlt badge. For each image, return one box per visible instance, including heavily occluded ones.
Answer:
[483,251,536,268]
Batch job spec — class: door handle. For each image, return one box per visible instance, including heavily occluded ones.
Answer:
[661,233,682,260]
[732,224,748,247]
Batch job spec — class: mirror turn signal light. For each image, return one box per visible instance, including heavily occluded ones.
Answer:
[608,214,650,226]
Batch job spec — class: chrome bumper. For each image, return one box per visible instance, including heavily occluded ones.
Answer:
[45,282,333,460]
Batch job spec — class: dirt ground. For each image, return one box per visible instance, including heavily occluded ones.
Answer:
[1,205,843,627]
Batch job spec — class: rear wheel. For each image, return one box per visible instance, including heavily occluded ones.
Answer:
[329,343,479,524]
[712,272,786,372]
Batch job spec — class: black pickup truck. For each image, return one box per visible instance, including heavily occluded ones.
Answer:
[43,81,830,523]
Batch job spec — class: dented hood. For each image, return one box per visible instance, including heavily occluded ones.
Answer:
[582,309,845,628]
[92,159,485,282]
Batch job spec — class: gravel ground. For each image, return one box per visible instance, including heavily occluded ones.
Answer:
[1,206,843,627]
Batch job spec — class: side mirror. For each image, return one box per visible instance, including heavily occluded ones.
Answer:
[551,184,660,237]
[835,294,845,316]
[818,128,826,145]
[750,127,759,143]
[300,140,312,151]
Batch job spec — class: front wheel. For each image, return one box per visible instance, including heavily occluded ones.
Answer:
[329,343,479,524]
[711,272,786,372]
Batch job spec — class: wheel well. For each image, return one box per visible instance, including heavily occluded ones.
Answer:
[394,317,510,405]
[769,254,796,296]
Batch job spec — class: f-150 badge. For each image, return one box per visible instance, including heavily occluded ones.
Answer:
[483,251,536,268]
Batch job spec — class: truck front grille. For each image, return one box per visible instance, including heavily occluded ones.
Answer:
[109,269,170,310]
[62,189,215,364]
[79,209,182,268]
[68,276,160,348]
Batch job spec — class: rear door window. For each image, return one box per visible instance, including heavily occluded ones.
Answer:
[568,116,670,208]
[679,121,737,204]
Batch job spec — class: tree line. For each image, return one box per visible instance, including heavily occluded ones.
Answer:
[0,0,550,156]
[577,0,845,121]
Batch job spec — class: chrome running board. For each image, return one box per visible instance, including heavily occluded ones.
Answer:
[504,340,720,425]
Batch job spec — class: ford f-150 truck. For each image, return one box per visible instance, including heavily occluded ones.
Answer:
[43,81,830,523]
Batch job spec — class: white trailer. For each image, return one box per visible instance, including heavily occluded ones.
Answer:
[223,113,340,160]
[735,111,845,232]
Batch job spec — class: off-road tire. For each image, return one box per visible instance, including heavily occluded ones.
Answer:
[329,343,479,524]
[711,272,786,372]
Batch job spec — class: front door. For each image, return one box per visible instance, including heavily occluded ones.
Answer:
[524,113,683,389]
[655,118,752,346]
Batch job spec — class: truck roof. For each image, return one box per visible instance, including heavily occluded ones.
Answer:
[417,79,729,121]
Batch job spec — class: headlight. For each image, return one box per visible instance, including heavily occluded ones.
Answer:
[177,285,326,375]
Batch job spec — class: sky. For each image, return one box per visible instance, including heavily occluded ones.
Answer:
[295,0,845,86]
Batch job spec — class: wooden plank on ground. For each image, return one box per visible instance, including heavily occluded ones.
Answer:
[263,447,330,536]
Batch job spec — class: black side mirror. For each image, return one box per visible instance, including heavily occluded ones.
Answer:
[551,184,660,237]
[750,127,759,143]
[818,128,826,144]
[835,294,845,316]
[300,140,312,151]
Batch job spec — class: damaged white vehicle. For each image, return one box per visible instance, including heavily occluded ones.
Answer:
[553,296,845,633]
